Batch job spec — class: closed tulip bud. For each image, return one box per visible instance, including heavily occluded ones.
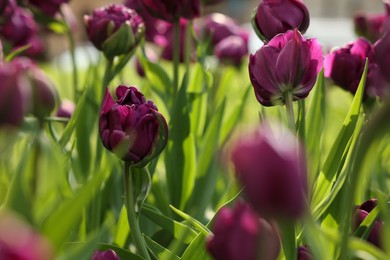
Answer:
[85,4,145,59]
[99,86,168,167]
[325,37,386,98]
[231,122,308,219]
[56,99,75,118]
[215,35,248,66]
[252,0,310,42]
[353,199,383,248]
[375,32,390,84]
[206,201,280,260]
[140,0,200,22]
[27,0,69,16]
[249,29,323,106]
[92,249,120,260]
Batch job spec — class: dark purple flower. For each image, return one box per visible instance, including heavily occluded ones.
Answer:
[252,0,310,42]
[298,246,311,260]
[206,201,280,260]
[375,32,390,85]
[249,29,323,106]
[85,4,144,58]
[27,0,69,16]
[135,47,157,78]
[140,0,200,22]
[231,122,308,219]
[353,199,383,248]
[0,7,38,49]
[91,249,120,260]
[200,13,249,50]
[0,0,16,24]
[0,210,54,260]
[99,86,168,166]
[56,99,75,118]
[215,35,248,66]
[354,1,390,42]
[325,37,386,98]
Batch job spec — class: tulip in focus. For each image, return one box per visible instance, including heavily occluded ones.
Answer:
[206,201,280,260]
[249,29,323,106]
[252,0,310,42]
[214,35,248,66]
[85,4,145,59]
[99,86,168,167]
[325,37,386,98]
[353,199,383,248]
[231,122,308,218]
[140,0,200,22]
[0,210,53,260]
[92,249,120,260]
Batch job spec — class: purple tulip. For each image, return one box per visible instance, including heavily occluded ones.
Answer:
[252,0,310,42]
[353,199,383,248]
[0,7,39,49]
[214,35,248,66]
[354,1,390,42]
[0,210,53,260]
[85,4,144,58]
[231,122,308,219]
[249,29,323,106]
[298,246,311,260]
[140,0,200,22]
[375,32,390,85]
[27,0,69,16]
[201,13,249,49]
[99,86,168,166]
[206,201,280,260]
[56,99,75,118]
[0,0,16,24]
[325,37,386,98]
[91,249,120,260]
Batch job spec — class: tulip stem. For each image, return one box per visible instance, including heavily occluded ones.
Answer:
[123,162,151,260]
[173,19,180,97]
[284,91,295,132]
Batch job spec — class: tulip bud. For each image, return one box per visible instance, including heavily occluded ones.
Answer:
[298,246,311,260]
[140,0,200,22]
[231,122,308,219]
[325,37,386,98]
[206,201,280,260]
[92,249,120,260]
[249,29,323,106]
[375,32,390,84]
[214,35,248,66]
[85,4,145,59]
[26,0,69,16]
[56,99,75,118]
[252,0,310,42]
[353,199,383,248]
[0,210,53,260]
[99,86,168,167]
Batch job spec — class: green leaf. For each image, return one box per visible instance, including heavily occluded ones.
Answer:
[180,134,197,210]
[114,205,130,247]
[130,167,152,214]
[352,206,379,240]
[144,234,180,260]
[181,233,212,260]
[141,204,197,244]
[169,205,211,236]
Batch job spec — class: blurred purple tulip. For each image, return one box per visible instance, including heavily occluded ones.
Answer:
[206,201,280,260]
[215,35,248,66]
[231,122,308,219]
[85,4,144,58]
[0,0,16,24]
[56,99,75,118]
[353,199,383,248]
[27,0,69,16]
[0,210,53,260]
[375,32,390,84]
[91,249,120,260]
[298,246,311,260]
[99,86,168,166]
[140,0,200,22]
[325,37,386,98]
[249,29,323,106]
[252,0,310,42]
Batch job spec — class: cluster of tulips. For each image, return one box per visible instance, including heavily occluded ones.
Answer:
[1,0,390,260]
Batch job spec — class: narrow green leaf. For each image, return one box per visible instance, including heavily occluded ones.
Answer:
[180,134,197,210]
[114,205,130,248]
[181,233,212,260]
[143,234,180,260]
[169,205,211,236]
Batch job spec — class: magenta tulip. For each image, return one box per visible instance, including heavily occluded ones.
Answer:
[252,0,310,42]
[206,201,280,260]
[231,123,308,218]
[27,0,69,16]
[375,32,390,85]
[56,99,75,118]
[85,4,144,58]
[249,29,323,106]
[92,249,120,260]
[140,0,200,22]
[0,0,16,24]
[99,86,168,166]
[298,246,311,260]
[214,35,248,66]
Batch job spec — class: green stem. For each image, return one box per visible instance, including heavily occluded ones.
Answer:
[103,58,114,91]
[184,20,192,77]
[172,19,180,97]
[124,162,150,260]
[31,136,41,197]
[284,91,295,132]
[278,219,297,260]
